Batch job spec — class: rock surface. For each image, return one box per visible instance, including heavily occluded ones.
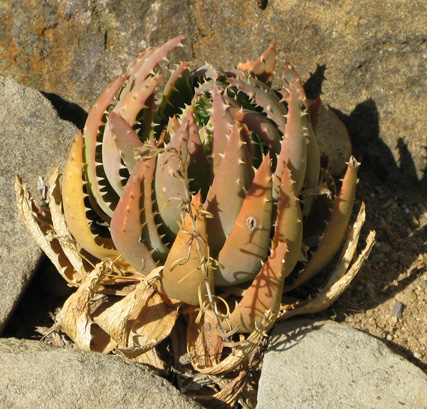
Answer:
[0,0,425,186]
[0,338,201,409]
[257,318,427,409]
[0,76,80,333]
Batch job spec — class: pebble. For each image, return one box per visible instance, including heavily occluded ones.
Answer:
[392,301,404,318]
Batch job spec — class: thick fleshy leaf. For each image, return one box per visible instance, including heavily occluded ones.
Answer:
[160,193,213,305]
[131,35,184,87]
[109,112,143,172]
[280,62,308,109]
[229,107,282,155]
[62,132,122,262]
[83,75,126,220]
[228,76,287,135]
[215,154,272,286]
[211,83,234,176]
[103,74,162,196]
[154,113,191,237]
[228,240,288,333]
[301,109,321,216]
[238,43,277,86]
[156,62,193,126]
[279,208,375,320]
[284,156,360,291]
[205,124,253,254]
[110,159,157,274]
[274,81,307,198]
[273,165,303,277]
[137,155,170,262]
[47,165,86,281]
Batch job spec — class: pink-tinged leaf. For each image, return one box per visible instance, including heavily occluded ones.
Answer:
[154,114,191,238]
[273,166,303,277]
[228,241,288,333]
[228,76,287,135]
[103,74,162,196]
[205,124,253,255]
[237,43,277,86]
[284,156,360,291]
[279,62,308,109]
[138,154,170,262]
[230,107,282,155]
[109,112,143,172]
[301,102,321,216]
[125,49,153,94]
[132,35,184,87]
[274,81,307,198]
[211,84,234,177]
[160,193,213,305]
[157,61,191,121]
[215,154,272,286]
[110,160,157,274]
[83,75,127,220]
[166,115,181,140]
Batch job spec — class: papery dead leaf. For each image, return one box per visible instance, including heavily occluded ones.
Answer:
[186,308,224,370]
[124,346,168,373]
[95,269,179,357]
[15,175,81,285]
[278,207,376,320]
[212,364,249,407]
[195,310,273,375]
[59,260,116,353]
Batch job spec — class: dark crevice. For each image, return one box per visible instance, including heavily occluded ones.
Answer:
[40,91,87,130]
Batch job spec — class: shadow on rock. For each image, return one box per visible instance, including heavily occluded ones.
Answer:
[40,91,87,130]
[267,322,324,353]
[301,67,427,325]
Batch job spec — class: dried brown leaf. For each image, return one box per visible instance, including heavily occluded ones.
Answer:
[15,176,81,285]
[278,210,376,320]
[95,269,179,357]
[59,260,116,353]
[212,364,249,407]
[186,308,224,370]
[195,310,272,375]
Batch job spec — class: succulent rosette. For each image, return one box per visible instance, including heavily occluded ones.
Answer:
[16,36,375,405]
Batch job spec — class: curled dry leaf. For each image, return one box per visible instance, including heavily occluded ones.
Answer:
[59,260,117,353]
[278,204,376,320]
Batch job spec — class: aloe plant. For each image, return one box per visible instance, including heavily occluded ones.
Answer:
[16,36,375,406]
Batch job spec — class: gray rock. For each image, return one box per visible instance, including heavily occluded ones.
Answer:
[0,338,201,409]
[1,0,425,185]
[257,318,427,409]
[0,76,79,333]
